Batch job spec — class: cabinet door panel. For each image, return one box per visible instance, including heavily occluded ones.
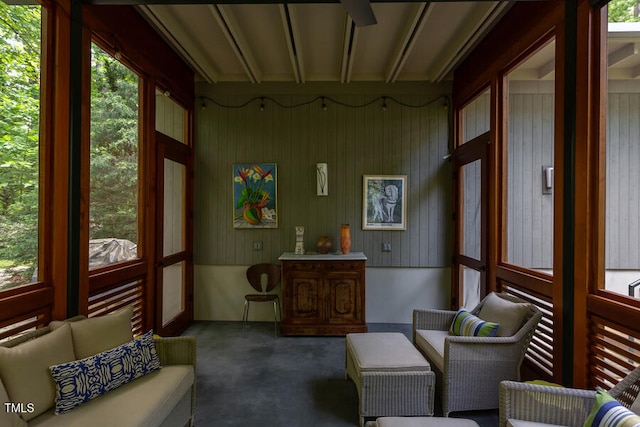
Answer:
[290,275,322,323]
[326,273,361,324]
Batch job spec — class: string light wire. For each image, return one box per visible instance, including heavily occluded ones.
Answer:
[198,94,450,110]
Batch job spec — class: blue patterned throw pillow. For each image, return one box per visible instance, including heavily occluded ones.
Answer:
[449,309,500,337]
[584,389,640,427]
[49,330,161,414]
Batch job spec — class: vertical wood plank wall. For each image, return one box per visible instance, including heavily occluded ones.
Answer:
[507,90,555,270]
[194,83,452,268]
[606,86,640,270]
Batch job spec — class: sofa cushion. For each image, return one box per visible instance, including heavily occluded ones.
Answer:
[51,305,134,359]
[376,416,480,426]
[49,330,161,414]
[506,420,562,427]
[584,389,640,427]
[478,292,530,337]
[450,309,499,337]
[0,378,27,427]
[0,323,75,421]
[414,329,448,372]
[28,366,194,427]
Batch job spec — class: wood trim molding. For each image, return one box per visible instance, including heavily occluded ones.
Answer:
[83,5,194,106]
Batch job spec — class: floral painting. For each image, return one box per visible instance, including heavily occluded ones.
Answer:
[233,163,277,228]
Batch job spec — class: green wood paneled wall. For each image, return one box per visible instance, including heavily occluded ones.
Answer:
[194,83,452,267]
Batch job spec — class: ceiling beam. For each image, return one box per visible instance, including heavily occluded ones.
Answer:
[207,4,262,83]
[608,43,638,67]
[340,17,358,83]
[537,58,555,79]
[385,2,431,83]
[280,4,305,83]
[137,5,219,83]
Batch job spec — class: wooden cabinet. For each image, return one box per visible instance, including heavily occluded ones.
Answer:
[279,252,367,336]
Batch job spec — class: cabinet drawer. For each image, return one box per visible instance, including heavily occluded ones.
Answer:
[284,262,320,271]
[324,261,362,271]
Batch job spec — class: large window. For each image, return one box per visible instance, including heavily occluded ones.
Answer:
[89,44,140,270]
[504,39,556,274]
[605,4,640,298]
[0,1,41,290]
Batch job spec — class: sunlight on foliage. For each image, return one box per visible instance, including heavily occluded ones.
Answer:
[89,44,139,251]
[609,0,640,22]
[0,1,40,287]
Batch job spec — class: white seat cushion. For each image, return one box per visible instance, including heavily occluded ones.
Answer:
[414,329,448,372]
[376,416,479,426]
[346,332,430,372]
[507,420,567,427]
[28,365,194,427]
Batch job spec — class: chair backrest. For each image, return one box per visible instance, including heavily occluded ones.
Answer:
[246,263,281,294]
[610,364,640,408]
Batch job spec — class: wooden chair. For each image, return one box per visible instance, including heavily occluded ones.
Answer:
[242,263,281,336]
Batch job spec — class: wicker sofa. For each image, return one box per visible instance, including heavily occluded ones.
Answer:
[413,292,542,416]
[0,307,196,427]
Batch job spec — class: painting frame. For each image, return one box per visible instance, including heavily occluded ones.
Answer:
[362,175,407,230]
[233,163,278,229]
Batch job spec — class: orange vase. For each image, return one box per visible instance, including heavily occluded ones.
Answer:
[340,224,351,254]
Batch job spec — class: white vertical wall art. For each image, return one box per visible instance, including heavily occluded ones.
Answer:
[316,162,328,196]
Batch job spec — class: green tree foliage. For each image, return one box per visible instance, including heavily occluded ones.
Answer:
[609,0,640,22]
[0,2,40,278]
[90,46,139,244]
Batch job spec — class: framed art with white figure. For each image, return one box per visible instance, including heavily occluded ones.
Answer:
[362,175,407,230]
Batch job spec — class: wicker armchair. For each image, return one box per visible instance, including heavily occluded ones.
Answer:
[499,366,640,427]
[412,293,542,416]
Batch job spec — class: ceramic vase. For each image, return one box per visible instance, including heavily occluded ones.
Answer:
[317,235,333,254]
[340,224,351,254]
[295,226,305,254]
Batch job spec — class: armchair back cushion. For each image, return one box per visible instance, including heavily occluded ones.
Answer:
[478,292,530,337]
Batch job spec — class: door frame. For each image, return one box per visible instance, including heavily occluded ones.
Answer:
[452,131,490,309]
[155,131,193,336]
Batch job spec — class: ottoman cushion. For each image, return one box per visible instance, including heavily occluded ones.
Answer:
[376,417,480,426]
[347,333,430,372]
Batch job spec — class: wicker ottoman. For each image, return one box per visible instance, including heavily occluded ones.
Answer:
[365,417,480,427]
[346,333,436,427]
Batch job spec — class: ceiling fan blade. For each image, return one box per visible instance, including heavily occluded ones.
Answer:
[340,0,377,27]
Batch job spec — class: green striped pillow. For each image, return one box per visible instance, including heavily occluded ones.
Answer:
[449,309,500,337]
[585,389,640,427]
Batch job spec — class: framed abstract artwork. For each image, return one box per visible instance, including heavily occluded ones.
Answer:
[362,175,407,230]
[233,163,277,228]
